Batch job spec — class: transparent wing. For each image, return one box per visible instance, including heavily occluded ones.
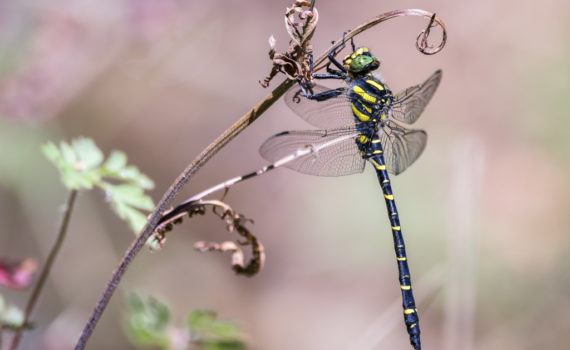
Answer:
[391,70,442,125]
[380,120,428,175]
[284,84,356,129]
[259,127,365,177]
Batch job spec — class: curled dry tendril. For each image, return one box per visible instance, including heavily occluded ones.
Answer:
[155,200,265,277]
[261,5,447,86]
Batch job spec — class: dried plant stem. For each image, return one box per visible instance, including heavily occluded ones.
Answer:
[314,9,446,71]
[74,79,295,350]
[74,9,446,350]
[10,190,78,350]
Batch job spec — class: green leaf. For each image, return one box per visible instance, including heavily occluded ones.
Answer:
[101,154,154,190]
[124,293,170,349]
[108,184,155,211]
[110,199,148,233]
[43,137,156,236]
[195,341,247,350]
[103,151,127,172]
[119,166,155,189]
[72,137,104,170]
[60,141,77,165]
[188,310,217,329]
[188,310,247,349]
[42,142,96,190]
[41,142,61,163]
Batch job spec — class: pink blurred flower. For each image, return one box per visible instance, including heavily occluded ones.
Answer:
[0,258,37,289]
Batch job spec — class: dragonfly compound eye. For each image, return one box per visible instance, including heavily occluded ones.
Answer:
[348,54,379,73]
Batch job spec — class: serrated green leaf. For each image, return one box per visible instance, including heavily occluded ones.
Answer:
[120,165,155,189]
[188,310,247,348]
[124,293,170,349]
[188,310,217,329]
[63,170,96,190]
[43,137,156,234]
[103,151,127,172]
[41,142,61,162]
[60,141,77,165]
[111,200,148,233]
[209,322,244,340]
[108,184,154,211]
[72,137,104,170]
[43,142,97,190]
[196,340,247,350]
[102,163,155,190]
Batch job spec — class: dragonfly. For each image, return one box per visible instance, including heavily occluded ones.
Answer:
[157,39,441,350]
[258,41,442,350]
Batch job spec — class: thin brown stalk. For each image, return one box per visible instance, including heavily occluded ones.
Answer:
[10,189,78,350]
[314,9,447,71]
[74,78,295,350]
[74,9,446,350]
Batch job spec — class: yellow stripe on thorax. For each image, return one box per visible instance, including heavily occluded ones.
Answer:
[352,85,376,103]
[404,308,416,315]
[365,79,384,91]
[401,285,411,290]
[351,104,370,122]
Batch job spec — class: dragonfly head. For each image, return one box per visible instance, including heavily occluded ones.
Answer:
[343,47,380,74]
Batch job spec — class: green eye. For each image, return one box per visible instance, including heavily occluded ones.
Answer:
[350,55,374,71]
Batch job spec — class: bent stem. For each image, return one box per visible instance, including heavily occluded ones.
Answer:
[74,78,296,350]
[10,189,78,350]
[74,9,446,350]
[314,9,446,71]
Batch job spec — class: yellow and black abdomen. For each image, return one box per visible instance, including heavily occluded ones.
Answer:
[348,75,394,124]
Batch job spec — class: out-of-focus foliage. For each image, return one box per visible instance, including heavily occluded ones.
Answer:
[187,310,247,350]
[0,294,24,328]
[124,293,170,349]
[42,137,155,234]
[124,294,247,350]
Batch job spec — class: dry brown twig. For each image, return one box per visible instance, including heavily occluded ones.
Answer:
[154,199,265,277]
[262,7,447,88]
[260,1,319,87]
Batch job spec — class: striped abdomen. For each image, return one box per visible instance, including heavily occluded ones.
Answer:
[365,135,421,350]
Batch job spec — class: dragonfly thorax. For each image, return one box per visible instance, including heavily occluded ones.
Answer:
[348,74,394,125]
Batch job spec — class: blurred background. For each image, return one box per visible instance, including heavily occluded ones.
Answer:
[0,0,569,349]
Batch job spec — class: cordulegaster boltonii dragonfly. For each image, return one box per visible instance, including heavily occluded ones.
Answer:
[157,38,441,350]
[258,40,441,349]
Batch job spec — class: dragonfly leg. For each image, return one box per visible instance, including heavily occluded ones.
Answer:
[296,79,345,101]
[304,49,346,80]
[324,32,351,73]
